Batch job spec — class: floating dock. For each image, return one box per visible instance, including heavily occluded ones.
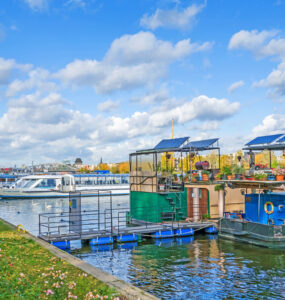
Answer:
[38,210,215,243]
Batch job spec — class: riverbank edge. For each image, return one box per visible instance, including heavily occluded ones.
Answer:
[0,218,159,300]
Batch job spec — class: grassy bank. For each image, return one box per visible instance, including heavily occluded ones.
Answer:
[0,220,121,299]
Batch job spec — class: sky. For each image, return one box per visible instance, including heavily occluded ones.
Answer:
[0,0,285,166]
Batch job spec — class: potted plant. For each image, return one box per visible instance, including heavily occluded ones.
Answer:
[273,169,284,181]
[254,172,267,181]
[233,165,244,180]
[267,173,276,181]
[202,213,211,220]
[202,170,210,181]
[222,166,232,180]
[214,183,225,191]
[215,172,222,180]
[191,174,198,182]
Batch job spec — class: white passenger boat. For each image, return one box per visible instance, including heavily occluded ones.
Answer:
[0,174,129,199]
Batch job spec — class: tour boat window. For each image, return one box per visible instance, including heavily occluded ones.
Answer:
[36,178,57,189]
[15,179,38,188]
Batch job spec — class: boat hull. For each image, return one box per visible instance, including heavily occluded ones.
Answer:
[218,218,285,249]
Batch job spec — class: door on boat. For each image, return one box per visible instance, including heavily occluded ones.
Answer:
[61,175,76,192]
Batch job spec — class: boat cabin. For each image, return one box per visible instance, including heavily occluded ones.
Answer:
[129,137,220,223]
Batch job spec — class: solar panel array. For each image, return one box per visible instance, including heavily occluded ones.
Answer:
[183,138,219,150]
[245,134,284,146]
[154,137,189,150]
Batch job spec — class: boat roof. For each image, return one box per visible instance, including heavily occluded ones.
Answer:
[20,175,63,180]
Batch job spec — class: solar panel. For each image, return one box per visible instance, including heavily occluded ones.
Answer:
[183,138,219,150]
[276,135,285,143]
[245,134,284,146]
[154,137,189,149]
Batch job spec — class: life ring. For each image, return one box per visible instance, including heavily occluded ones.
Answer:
[264,202,274,215]
[17,224,26,233]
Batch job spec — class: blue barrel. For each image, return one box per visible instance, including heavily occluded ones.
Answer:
[152,230,175,239]
[204,226,218,234]
[90,236,113,245]
[174,228,194,237]
[51,240,70,250]
[116,233,138,243]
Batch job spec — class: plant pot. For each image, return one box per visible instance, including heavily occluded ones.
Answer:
[246,176,254,181]
[226,175,232,180]
[222,175,227,180]
[267,175,276,181]
[202,174,209,181]
[276,175,284,181]
[235,174,242,180]
[191,178,197,182]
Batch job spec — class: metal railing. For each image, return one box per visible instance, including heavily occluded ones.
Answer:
[39,207,130,238]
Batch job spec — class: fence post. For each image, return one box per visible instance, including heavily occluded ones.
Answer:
[48,216,50,237]
[98,190,100,231]
[39,214,41,236]
[110,191,113,235]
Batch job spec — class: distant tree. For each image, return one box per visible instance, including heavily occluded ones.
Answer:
[98,163,110,171]
[119,162,129,174]
[75,158,83,165]
[111,165,120,174]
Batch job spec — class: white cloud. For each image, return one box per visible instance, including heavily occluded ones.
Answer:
[0,57,31,85]
[97,100,120,112]
[252,114,285,136]
[56,31,212,93]
[253,61,285,97]
[24,0,49,11]
[146,95,239,128]
[190,121,219,131]
[0,93,239,164]
[6,68,57,97]
[131,88,169,104]
[228,80,244,94]
[229,30,285,98]
[228,29,285,59]
[140,3,205,30]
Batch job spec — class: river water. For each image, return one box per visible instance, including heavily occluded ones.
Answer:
[0,196,284,300]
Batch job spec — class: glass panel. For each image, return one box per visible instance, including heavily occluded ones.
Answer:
[36,178,56,189]
[137,153,155,176]
[130,155,137,173]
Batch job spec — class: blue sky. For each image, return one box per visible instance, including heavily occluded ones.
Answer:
[0,0,285,165]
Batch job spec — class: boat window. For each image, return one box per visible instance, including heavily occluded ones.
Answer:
[15,179,38,188]
[106,176,113,184]
[122,176,129,184]
[36,178,57,189]
[98,176,106,185]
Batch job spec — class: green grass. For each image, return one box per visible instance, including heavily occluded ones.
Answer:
[0,220,122,299]
[0,220,13,232]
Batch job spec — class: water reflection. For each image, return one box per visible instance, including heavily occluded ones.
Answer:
[0,196,128,235]
[0,197,284,299]
[76,236,285,300]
